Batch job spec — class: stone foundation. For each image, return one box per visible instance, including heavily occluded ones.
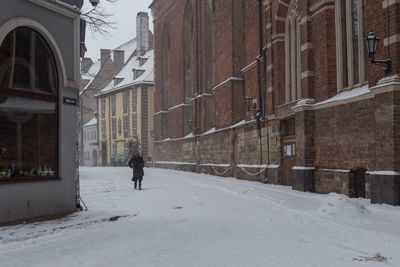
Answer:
[293,167,315,192]
[368,172,400,205]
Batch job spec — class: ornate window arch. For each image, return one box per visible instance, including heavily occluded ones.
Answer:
[0,26,59,181]
[285,1,301,103]
[335,0,367,90]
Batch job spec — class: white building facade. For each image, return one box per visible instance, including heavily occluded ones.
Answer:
[82,117,99,166]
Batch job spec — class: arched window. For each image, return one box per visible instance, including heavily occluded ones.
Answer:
[285,3,301,103]
[183,1,194,101]
[0,27,59,181]
[335,0,367,90]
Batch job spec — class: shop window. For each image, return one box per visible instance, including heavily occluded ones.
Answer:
[0,27,58,181]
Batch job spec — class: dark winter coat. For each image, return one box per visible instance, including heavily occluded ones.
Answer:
[128,155,144,180]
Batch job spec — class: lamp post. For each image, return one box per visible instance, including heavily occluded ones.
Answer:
[365,32,392,76]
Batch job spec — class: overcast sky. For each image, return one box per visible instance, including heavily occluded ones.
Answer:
[82,0,153,60]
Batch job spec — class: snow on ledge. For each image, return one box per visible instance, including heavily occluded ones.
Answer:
[203,127,216,135]
[199,163,231,167]
[367,171,400,176]
[293,166,315,170]
[184,133,194,138]
[318,168,349,173]
[156,161,196,166]
[237,164,280,169]
[316,84,370,106]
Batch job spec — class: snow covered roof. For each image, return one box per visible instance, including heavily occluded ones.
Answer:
[112,38,137,64]
[81,60,101,90]
[83,117,97,128]
[97,49,154,96]
[80,38,139,93]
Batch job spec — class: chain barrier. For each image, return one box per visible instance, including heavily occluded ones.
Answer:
[206,164,233,176]
[238,166,268,176]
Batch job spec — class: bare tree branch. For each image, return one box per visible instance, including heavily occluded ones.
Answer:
[81,0,118,36]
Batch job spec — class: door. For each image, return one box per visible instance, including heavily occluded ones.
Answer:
[349,168,366,198]
[282,138,296,186]
[92,150,98,166]
[101,142,107,166]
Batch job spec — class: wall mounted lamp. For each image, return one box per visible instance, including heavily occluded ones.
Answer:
[365,32,392,76]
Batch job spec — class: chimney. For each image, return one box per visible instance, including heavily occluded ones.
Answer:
[136,12,150,56]
[100,49,111,65]
[81,57,93,73]
[113,50,125,71]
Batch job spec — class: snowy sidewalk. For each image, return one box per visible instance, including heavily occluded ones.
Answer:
[1,167,400,267]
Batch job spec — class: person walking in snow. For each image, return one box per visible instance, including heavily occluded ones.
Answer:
[128,152,145,190]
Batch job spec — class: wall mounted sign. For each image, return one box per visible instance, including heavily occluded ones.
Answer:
[63,97,77,106]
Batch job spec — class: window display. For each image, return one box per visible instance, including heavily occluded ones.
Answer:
[0,27,58,181]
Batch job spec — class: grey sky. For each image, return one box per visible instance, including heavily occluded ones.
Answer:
[83,0,153,60]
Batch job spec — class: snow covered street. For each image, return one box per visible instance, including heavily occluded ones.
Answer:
[1,167,400,267]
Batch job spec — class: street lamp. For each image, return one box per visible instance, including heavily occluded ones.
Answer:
[365,32,392,76]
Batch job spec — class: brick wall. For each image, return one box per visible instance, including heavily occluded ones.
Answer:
[151,0,400,205]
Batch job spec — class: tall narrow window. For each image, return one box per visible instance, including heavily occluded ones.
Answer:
[131,89,137,136]
[111,95,117,140]
[111,95,116,117]
[206,0,216,89]
[0,27,58,181]
[183,0,194,101]
[285,5,301,103]
[123,91,130,138]
[101,98,106,119]
[161,27,170,110]
[100,98,106,140]
[161,26,170,139]
[336,0,367,90]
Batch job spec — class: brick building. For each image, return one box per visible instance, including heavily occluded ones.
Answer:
[150,0,400,205]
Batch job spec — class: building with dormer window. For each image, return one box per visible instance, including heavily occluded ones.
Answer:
[92,12,155,166]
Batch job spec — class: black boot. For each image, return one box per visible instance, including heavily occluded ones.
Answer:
[134,180,137,189]
[138,180,142,190]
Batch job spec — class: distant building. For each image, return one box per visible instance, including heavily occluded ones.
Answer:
[0,0,81,224]
[80,12,154,166]
[79,47,124,165]
[151,0,400,205]
[82,117,99,166]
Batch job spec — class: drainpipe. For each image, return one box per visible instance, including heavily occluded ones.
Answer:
[257,0,270,182]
